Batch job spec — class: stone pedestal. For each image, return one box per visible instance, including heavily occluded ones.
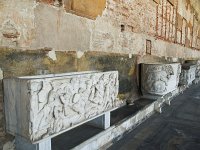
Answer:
[87,112,110,129]
[141,63,181,96]
[15,136,51,150]
[3,71,119,144]
[179,63,196,85]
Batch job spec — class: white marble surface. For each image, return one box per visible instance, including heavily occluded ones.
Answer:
[141,63,181,95]
[180,65,196,85]
[4,71,119,143]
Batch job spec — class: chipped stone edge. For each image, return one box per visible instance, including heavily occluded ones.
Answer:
[0,68,3,80]
[72,81,199,150]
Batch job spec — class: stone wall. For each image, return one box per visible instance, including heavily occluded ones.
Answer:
[0,0,200,56]
[0,0,200,149]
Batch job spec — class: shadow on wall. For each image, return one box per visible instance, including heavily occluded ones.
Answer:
[0,48,175,103]
[77,51,140,100]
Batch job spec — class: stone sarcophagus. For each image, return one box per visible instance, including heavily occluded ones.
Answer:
[179,63,196,85]
[185,60,200,79]
[196,61,200,78]
[4,71,119,143]
[141,63,181,96]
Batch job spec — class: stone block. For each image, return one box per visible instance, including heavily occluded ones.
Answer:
[63,0,106,19]
[179,63,196,85]
[141,63,181,96]
[3,71,119,143]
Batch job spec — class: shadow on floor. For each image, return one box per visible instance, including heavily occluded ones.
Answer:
[108,83,200,150]
[52,98,154,149]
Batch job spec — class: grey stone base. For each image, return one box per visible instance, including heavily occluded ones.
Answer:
[72,84,193,150]
[14,112,112,150]
[87,112,110,129]
[15,136,51,150]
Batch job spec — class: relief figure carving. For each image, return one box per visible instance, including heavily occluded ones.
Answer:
[27,72,119,141]
[144,65,174,94]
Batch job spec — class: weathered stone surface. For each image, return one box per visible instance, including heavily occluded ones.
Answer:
[179,63,196,85]
[78,52,137,95]
[196,60,200,78]
[38,0,106,19]
[0,0,200,54]
[141,63,181,95]
[15,136,51,150]
[0,0,200,148]
[0,0,36,48]
[2,140,15,150]
[4,71,119,143]
[32,4,91,51]
[185,60,200,78]
[153,0,160,4]
[73,85,184,150]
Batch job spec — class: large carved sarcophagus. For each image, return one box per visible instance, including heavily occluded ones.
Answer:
[141,63,181,96]
[3,71,119,143]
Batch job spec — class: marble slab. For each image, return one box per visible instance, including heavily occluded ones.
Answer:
[3,71,119,143]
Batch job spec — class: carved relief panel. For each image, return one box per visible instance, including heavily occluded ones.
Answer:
[141,63,181,95]
[4,71,119,143]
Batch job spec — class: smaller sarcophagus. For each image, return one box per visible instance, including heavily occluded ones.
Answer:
[185,60,200,78]
[141,63,181,96]
[179,63,196,85]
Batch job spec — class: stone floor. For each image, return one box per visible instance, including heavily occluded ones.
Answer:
[108,83,200,150]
